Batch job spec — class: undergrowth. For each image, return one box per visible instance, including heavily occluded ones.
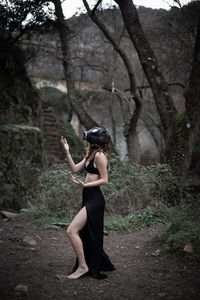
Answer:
[19,207,73,229]
[160,208,200,261]
[102,156,179,214]
[104,211,162,231]
[20,205,200,261]
[20,207,163,230]
[29,157,179,217]
[20,157,200,261]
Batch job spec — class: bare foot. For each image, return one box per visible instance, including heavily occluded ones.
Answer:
[67,266,89,280]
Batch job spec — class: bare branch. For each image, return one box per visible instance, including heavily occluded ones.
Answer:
[92,0,103,14]
[114,88,133,113]
[124,82,185,92]
[138,82,185,90]
[82,0,140,100]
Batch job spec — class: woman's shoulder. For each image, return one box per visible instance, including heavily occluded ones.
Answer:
[95,151,107,161]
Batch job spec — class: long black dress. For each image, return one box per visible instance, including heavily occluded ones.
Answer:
[73,155,115,279]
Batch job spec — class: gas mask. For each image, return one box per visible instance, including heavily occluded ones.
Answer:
[83,127,110,147]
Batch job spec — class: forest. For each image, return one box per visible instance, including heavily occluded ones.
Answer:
[0,0,200,298]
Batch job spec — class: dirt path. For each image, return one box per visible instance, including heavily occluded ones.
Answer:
[0,216,199,300]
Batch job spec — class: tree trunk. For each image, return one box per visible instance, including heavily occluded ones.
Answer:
[167,17,200,178]
[83,0,142,161]
[53,0,99,130]
[114,0,176,136]
[115,0,200,177]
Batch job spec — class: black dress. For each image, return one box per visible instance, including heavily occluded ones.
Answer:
[73,155,115,279]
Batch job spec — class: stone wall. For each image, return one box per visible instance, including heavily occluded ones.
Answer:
[0,124,45,210]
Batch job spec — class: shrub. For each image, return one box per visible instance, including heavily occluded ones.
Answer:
[34,163,84,218]
[19,206,73,228]
[32,155,181,216]
[102,155,178,215]
[160,208,200,261]
[104,211,162,231]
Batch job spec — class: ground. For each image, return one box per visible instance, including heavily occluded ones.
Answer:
[0,216,199,300]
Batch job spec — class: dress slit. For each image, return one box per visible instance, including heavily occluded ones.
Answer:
[73,186,115,279]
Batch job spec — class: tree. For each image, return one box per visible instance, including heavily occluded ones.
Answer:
[0,0,53,45]
[83,0,142,161]
[114,0,200,181]
[0,0,55,80]
[52,0,100,129]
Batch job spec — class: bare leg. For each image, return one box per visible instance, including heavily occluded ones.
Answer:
[66,206,89,279]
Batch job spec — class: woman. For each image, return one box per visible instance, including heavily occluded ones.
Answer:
[60,127,115,280]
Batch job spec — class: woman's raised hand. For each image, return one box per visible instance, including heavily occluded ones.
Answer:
[60,136,69,153]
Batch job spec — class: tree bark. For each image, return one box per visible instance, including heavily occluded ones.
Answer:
[158,17,200,178]
[178,17,200,176]
[83,0,142,161]
[114,0,177,136]
[115,0,200,178]
[53,0,99,129]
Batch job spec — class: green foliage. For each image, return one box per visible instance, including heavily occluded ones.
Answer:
[0,124,41,133]
[165,113,189,178]
[123,116,133,138]
[102,156,178,215]
[19,207,73,229]
[20,207,162,231]
[32,157,180,217]
[104,211,162,231]
[160,208,200,261]
[34,163,84,217]
[172,113,185,124]
[0,0,53,33]
[0,124,45,208]
[20,160,200,262]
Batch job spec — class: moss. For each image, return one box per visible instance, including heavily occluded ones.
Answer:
[0,124,41,133]
[0,123,46,198]
[172,113,186,125]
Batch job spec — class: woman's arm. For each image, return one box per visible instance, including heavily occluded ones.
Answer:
[61,136,86,173]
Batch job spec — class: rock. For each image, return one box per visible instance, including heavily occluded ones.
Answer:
[152,249,160,256]
[29,247,37,252]
[16,246,23,250]
[158,292,166,297]
[23,236,37,246]
[15,284,28,294]
[20,208,30,213]
[183,243,194,253]
[45,225,60,230]
[52,222,70,227]
[0,211,18,219]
